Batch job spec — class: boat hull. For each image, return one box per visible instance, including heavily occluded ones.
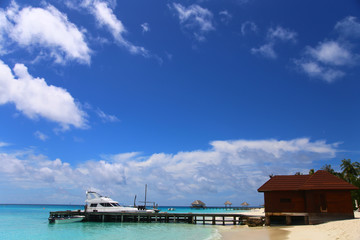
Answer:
[49,215,85,224]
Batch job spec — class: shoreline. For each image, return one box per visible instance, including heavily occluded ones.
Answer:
[219,210,360,240]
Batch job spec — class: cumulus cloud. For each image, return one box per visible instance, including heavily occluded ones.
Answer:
[34,131,48,141]
[141,22,150,33]
[295,60,345,83]
[169,3,215,42]
[0,59,87,129]
[241,21,257,35]
[267,26,297,43]
[295,41,353,83]
[0,138,339,204]
[335,16,360,39]
[0,1,91,64]
[251,43,276,59]
[219,10,232,24]
[306,41,353,66]
[294,16,360,83]
[252,26,297,59]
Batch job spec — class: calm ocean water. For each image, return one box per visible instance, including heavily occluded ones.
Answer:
[0,205,246,240]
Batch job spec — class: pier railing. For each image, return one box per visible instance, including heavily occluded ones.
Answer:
[49,210,264,226]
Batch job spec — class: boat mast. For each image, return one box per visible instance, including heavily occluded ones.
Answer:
[144,184,147,208]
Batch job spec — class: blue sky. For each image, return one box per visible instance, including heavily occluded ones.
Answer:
[0,0,359,206]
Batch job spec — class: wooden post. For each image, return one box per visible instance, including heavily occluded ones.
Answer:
[265,216,270,226]
[212,216,215,225]
[305,216,309,225]
[102,215,104,222]
[203,216,205,225]
[222,216,225,225]
[286,216,291,225]
[121,215,124,222]
[233,216,236,225]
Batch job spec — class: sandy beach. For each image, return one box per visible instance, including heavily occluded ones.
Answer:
[219,210,360,240]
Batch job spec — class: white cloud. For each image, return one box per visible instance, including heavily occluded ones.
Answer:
[219,10,232,24]
[295,40,355,82]
[0,59,87,129]
[78,0,148,56]
[169,3,215,41]
[34,131,48,141]
[296,60,345,83]
[251,43,276,59]
[241,21,257,35]
[306,41,353,66]
[251,25,297,59]
[267,26,297,43]
[335,16,360,39]
[0,138,339,204]
[0,142,9,147]
[0,10,10,54]
[0,2,91,64]
[295,16,360,83]
[96,108,119,123]
[141,22,150,33]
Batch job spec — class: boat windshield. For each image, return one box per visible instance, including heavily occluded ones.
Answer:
[86,191,102,201]
[111,203,120,207]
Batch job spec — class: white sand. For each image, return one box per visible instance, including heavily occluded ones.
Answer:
[282,212,360,240]
[219,211,360,240]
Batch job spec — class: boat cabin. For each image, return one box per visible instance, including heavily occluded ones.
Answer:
[85,191,155,213]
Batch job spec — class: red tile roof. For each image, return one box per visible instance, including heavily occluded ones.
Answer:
[258,170,358,192]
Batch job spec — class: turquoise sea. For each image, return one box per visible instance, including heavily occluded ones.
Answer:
[0,205,247,240]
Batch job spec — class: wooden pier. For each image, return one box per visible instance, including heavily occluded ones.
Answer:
[49,210,264,226]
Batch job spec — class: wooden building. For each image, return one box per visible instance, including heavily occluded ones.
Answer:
[258,170,358,225]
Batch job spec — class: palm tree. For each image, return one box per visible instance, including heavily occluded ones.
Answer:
[321,164,336,175]
[340,159,359,183]
[340,159,360,210]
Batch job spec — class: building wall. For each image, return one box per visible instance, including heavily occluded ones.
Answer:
[264,190,354,214]
[264,191,306,213]
[305,190,353,214]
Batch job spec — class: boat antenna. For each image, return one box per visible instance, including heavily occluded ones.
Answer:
[134,195,137,207]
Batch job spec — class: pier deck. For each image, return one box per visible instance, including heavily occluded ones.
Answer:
[49,210,264,225]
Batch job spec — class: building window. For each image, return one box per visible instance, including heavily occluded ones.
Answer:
[280,198,292,203]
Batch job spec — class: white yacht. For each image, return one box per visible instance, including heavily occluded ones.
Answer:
[85,191,156,213]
